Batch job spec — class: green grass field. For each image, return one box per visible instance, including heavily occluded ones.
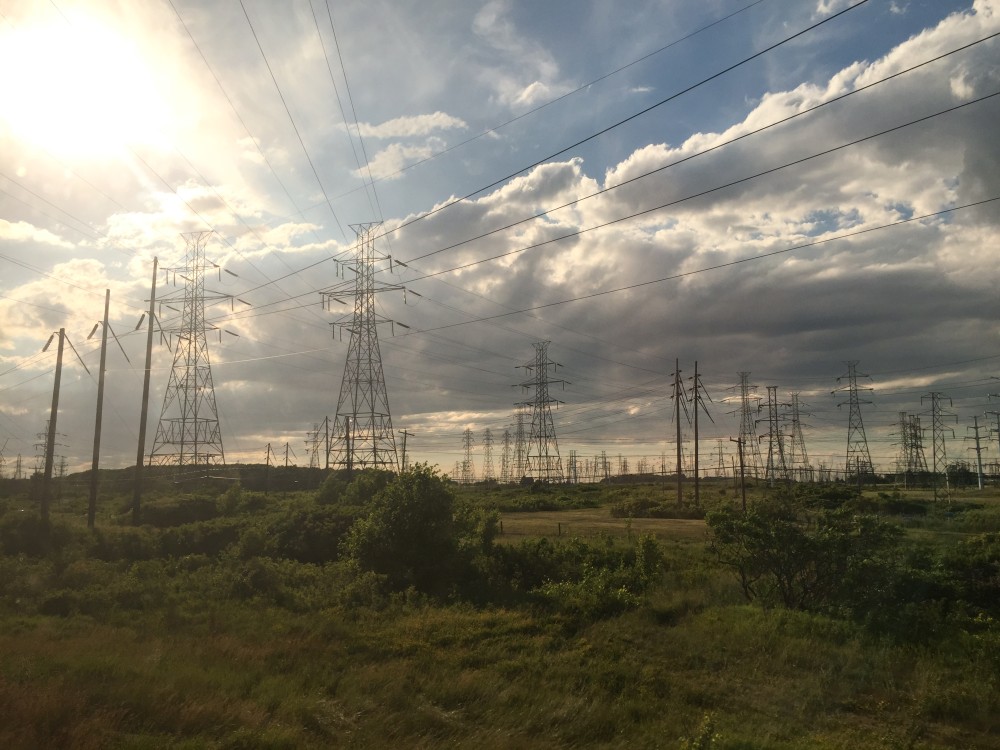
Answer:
[1,470,998,748]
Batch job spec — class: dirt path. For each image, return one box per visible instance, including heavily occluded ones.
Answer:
[498,507,708,542]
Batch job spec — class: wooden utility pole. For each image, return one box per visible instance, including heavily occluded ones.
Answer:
[674,359,682,504]
[42,328,66,522]
[133,257,158,525]
[398,429,413,472]
[88,290,110,529]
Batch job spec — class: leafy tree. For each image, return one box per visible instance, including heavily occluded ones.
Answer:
[342,464,495,596]
[707,499,902,613]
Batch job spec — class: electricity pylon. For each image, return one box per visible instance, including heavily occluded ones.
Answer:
[729,372,763,479]
[908,415,929,475]
[512,406,529,480]
[516,341,566,482]
[481,428,496,481]
[321,223,402,472]
[760,385,788,486]
[787,393,811,482]
[462,428,476,484]
[150,232,233,466]
[833,361,874,480]
[500,428,513,484]
[922,391,956,501]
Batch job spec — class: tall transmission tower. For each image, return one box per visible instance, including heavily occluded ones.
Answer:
[500,428,513,484]
[760,385,789,486]
[516,341,566,482]
[461,428,476,484]
[786,393,811,482]
[922,391,956,501]
[729,372,763,479]
[150,232,233,466]
[512,406,529,480]
[833,361,874,480]
[908,415,929,475]
[321,223,402,472]
[306,423,321,469]
[893,411,911,486]
[481,428,496,481]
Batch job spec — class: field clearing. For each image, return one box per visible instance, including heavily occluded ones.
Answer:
[499,507,707,541]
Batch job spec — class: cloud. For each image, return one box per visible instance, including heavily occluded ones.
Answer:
[359,142,437,180]
[352,112,467,139]
[0,219,73,249]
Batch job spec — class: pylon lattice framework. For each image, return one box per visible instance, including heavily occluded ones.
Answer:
[761,385,788,484]
[787,393,811,481]
[150,231,230,466]
[321,223,401,472]
[834,361,874,478]
[732,372,763,479]
[516,341,566,482]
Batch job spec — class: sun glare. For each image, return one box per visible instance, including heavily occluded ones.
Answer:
[0,12,173,159]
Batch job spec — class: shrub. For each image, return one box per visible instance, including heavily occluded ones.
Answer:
[706,499,902,613]
[342,464,495,596]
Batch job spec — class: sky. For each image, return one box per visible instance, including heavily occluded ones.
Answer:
[1,0,999,481]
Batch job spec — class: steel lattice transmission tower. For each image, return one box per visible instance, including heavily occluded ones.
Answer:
[481,428,496,482]
[500,428,513,484]
[761,385,789,486]
[729,372,763,479]
[922,391,956,500]
[786,393,812,482]
[833,361,874,480]
[512,406,529,480]
[150,232,232,466]
[461,428,476,484]
[321,223,402,472]
[516,341,567,482]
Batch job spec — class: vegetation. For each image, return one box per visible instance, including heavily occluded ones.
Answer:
[1,469,999,748]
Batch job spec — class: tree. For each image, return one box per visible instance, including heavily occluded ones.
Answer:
[706,498,902,613]
[342,464,496,595]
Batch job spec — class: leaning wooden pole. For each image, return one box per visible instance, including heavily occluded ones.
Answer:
[88,290,111,529]
[43,328,66,522]
[133,257,158,525]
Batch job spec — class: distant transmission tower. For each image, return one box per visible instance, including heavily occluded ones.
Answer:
[500,428,513,483]
[306,423,321,469]
[150,232,232,466]
[908,415,929,474]
[760,385,788,486]
[787,393,811,482]
[462,428,476,484]
[321,223,402,472]
[729,372,763,479]
[512,407,529,480]
[922,392,956,501]
[516,341,566,482]
[481,428,496,481]
[833,361,874,480]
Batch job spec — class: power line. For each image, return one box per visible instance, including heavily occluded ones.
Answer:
[376,0,872,241]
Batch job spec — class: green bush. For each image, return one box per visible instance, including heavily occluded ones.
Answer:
[707,499,903,613]
[342,464,495,596]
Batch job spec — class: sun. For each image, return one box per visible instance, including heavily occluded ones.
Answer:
[0,10,173,160]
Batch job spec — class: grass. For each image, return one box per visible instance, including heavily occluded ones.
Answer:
[0,473,999,748]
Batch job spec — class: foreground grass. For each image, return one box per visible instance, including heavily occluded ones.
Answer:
[2,595,998,749]
[1,477,999,748]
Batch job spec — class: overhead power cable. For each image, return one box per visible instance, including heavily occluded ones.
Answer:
[325,0,772,189]
[376,0,871,241]
[403,91,1000,285]
[404,195,1000,335]
[238,0,346,238]
[401,33,999,266]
